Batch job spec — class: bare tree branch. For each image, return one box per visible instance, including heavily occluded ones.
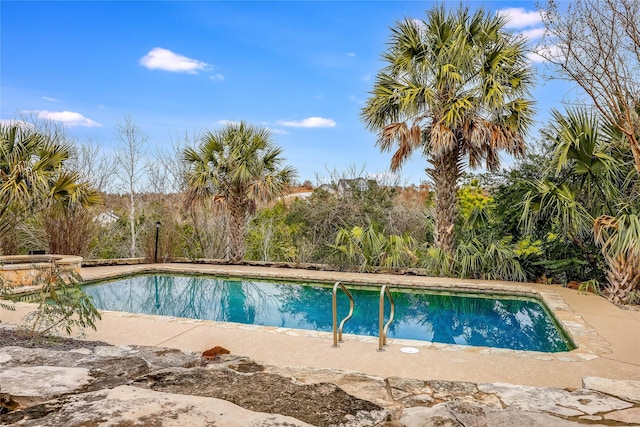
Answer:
[114,116,148,257]
[540,0,640,172]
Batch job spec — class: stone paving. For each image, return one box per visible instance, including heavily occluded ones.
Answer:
[0,337,638,426]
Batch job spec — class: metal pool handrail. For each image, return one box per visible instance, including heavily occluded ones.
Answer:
[332,281,354,347]
[378,285,395,352]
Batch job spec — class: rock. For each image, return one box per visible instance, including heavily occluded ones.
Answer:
[563,388,633,415]
[422,379,504,410]
[266,365,394,409]
[401,404,463,427]
[400,401,610,427]
[478,382,632,417]
[1,329,637,426]
[202,345,231,360]
[94,345,200,369]
[135,367,391,426]
[227,359,265,373]
[0,367,91,399]
[583,376,640,403]
[134,346,200,369]
[603,407,640,424]
[2,385,314,426]
[0,343,199,374]
[579,415,603,421]
[402,394,434,407]
[84,356,150,391]
[428,380,478,401]
[387,377,428,400]
[92,345,135,357]
[0,339,391,426]
[68,348,92,355]
[0,347,159,396]
[0,346,88,368]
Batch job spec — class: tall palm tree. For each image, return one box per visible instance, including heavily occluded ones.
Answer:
[361,5,535,255]
[0,123,101,247]
[183,122,296,263]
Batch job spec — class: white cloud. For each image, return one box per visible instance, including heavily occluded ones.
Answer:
[276,117,336,128]
[347,52,356,57]
[497,8,542,29]
[34,110,102,127]
[41,96,59,102]
[519,27,545,41]
[526,52,546,63]
[140,47,208,73]
[210,74,224,81]
[527,44,562,63]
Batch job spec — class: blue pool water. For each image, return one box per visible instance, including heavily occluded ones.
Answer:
[82,275,574,352]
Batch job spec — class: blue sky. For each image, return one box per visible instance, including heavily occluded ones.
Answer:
[1,1,572,185]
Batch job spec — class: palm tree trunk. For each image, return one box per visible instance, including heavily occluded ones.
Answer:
[429,148,461,256]
[604,252,640,304]
[227,197,247,263]
[630,133,640,175]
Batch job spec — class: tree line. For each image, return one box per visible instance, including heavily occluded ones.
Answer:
[1,2,638,304]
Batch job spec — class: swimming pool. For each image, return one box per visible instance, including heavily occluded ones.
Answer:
[81,274,574,352]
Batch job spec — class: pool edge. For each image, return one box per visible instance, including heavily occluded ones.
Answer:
[78,263,611,362]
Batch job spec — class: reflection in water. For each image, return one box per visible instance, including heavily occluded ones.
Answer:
[83,275,572,352]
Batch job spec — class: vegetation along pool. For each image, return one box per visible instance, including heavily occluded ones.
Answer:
[82,275,574,353]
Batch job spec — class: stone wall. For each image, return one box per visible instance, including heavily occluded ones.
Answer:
[0,255,82,288]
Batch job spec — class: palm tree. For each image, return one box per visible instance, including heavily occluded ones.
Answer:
[522,108,640,303]
[0,123,101,248]
[594,214,640,304]
[331,224,417,272]
[183,122,296,263]
[546,109,623,214]
[361,5,535,255]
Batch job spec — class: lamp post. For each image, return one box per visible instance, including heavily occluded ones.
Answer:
[154,221,161,263]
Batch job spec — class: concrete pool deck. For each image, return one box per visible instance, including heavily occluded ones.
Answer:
[2,263,639,389]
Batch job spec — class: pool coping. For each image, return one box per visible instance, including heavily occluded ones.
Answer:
[77,263,611,363]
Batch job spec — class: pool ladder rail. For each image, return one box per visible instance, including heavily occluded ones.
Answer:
[331,282,395,351]
[378,285,395,352]
[332,281,354,347]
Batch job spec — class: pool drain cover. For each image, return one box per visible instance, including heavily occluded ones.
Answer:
[400,347,419,354]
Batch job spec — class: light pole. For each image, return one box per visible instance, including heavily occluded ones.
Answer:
[154,221,161,263]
